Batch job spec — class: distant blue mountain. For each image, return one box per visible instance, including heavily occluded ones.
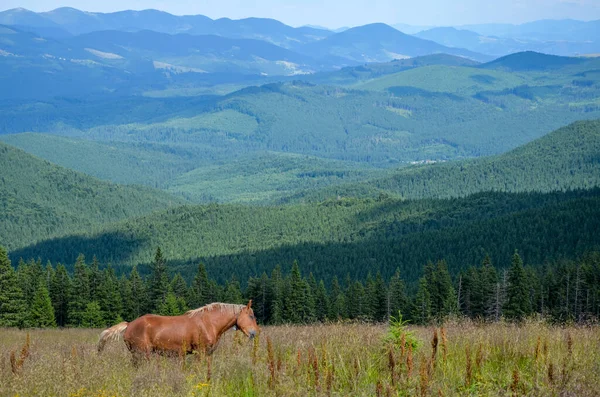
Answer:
[0,7,333,48]
[460,19,600,42]
[298,23,489,64]
[481,51,591,71]
[416,23,600,57]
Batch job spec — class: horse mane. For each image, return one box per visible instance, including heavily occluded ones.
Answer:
[186,302,245,318]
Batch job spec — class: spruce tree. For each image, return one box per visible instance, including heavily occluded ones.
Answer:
[480,255,498,320]
[89,256,102,303]
[171,273,189,306]
[44,262,55,291]
[305,273,317,322]
[30,281,56,327]
[51,264,71,327]
[372,272,388,322]
[18,259,43,315]
[425,260,457,321]
[246,273,271,324]
[0,246,27,327]
[190,263,210,308]
[413,277,432,325]
[68,254,90,327]
[388,268,408,320]
[364,273,376,321]
[504,250,532,321]
[98,264,123,325]
[158,290,187,316]
[149,247,169,313]
[269,265,284,324]
[346,280,366,320]
[124,265,146,320]
[285,261,306,323]
[82,301,104,328]
[328,276,346,320]
[224,275,243,304]
[315,280,330,322]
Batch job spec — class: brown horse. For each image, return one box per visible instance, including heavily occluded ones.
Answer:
[98,300,259,365]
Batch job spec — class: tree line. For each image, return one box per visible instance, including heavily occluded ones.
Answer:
[0,245,598,328]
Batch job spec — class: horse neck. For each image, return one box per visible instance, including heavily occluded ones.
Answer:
[200,308,238,339]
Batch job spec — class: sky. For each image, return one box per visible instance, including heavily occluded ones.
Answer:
[2,0,600,28]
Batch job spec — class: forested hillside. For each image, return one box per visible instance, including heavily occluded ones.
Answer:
[2,245,597,328]
[290,119,600,202]
[0,141,183,250]
[3,53,599,189]
[12,189,600,286]
[1,7,600,332]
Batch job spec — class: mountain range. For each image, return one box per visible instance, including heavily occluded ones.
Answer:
[1,6,600,285]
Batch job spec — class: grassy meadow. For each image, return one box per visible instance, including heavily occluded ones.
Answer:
[1,322,599,396]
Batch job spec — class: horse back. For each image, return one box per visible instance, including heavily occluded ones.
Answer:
[124,314,203,353]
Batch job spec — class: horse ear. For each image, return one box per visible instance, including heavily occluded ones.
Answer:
[247,300,253,309]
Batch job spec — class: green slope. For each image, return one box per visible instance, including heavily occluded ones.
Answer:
[0,133,201,187]
[3,57,600,169]
[0,141,184,250]
[11,189,600,284]
[290,119,600,202]
[166,152,383,203]
[354,65,530,95]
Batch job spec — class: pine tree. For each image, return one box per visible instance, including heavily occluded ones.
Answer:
[328,276,346,320]
[224,275,243,304]
[44,262,55,291]
[388,268,408,320]
[123,265,146,320]
[269,265,284,324]
[460,267,477,318]
[372,272,388,322]
[247,273,271,324]
[315,280,330,322]
[0,246,27,328]
[17,258,43,315]
[158,290,187,316]
[364,273,376,321]
[51,264,71,327]
[89,256,102,303]
[480,255,498,320]
[504,250,532,321]
[171,273,189,305]
[285,261,306,323]
[149,247,169,313]
[98,264,123,325]
[82,301,104,328]
[190,263,210,308]
[425,260,456,321]
[305,273,317,322]
[413,277,432,325]
[346,280,366,320]
[30,281,56,327]
[68,254,90,327]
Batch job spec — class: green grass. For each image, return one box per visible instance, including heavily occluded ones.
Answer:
[1,322,598,396]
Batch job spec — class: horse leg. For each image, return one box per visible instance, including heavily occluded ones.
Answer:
[128,347,146,368]
[207,354,212,381]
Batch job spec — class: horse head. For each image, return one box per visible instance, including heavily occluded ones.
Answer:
[236,300,259,339]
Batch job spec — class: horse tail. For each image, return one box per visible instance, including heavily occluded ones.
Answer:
[97,321,128,353]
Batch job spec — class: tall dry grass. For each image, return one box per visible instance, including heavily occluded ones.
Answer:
[0,321,599,396]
